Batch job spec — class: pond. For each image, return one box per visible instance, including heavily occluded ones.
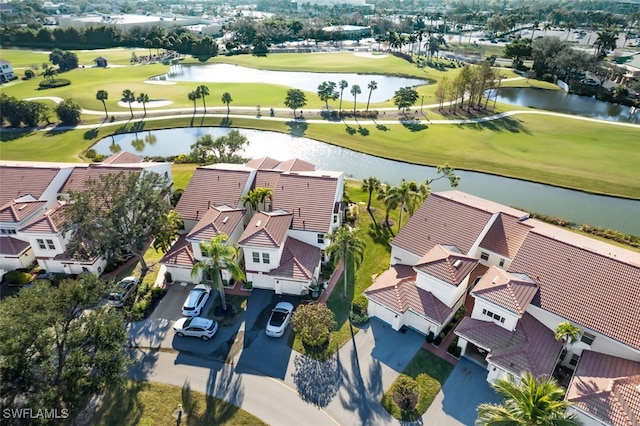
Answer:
[94,128,640,235]
[151,64,428,103]
[494,87,640,123]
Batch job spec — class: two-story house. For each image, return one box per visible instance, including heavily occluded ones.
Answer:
[0,59,16,83]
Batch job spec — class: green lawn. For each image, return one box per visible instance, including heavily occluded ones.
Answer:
[93,380,267,426]
[381,349,455,421]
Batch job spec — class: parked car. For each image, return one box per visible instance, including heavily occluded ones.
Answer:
[106,292,125,308]
[173,317,218,340]
[581,78,599,86]
[266,302,294,337]
[118,276,138,291]
[181,284,211,317]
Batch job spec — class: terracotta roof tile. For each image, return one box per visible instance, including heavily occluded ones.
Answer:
[60,165,149,194]
[175,165,253,222]
[161,235,197,268]
[509,230,640,350]
[567,351,640,426]
[271,173,339,233]
[480,213,533,258]
[186,207,245,242]
[472,266,539,315]
[365,265,456,325]
[0,200,46,223]
[102,151,144,164]
[270,237,321,280]
[414,244,479,286]
[253,170,282,191]
[245,157,281,169]
[0,236,31,255]
[393,192,496,257]
[278,158,315,172]
[239,210,292,248]
[0,164,61,206]
[455,313,562,377]
[20,202,67,234]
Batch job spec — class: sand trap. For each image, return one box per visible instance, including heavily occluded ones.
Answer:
[353,52,388,59]
[117,99,173,108]
[144,80,177,85]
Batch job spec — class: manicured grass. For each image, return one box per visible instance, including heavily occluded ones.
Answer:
[93,380,267,425]
[172,163,198,190]
[0,47,153,69]
[381,349,455,421]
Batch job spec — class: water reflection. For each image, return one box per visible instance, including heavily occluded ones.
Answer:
[92,128,640,235]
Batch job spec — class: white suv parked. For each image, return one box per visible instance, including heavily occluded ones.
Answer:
[173,317,218,340]
[181,284,211,317]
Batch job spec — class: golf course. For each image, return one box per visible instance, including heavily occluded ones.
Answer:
[1,48,639,200]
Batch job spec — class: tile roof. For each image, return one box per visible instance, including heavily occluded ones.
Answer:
[0,164,61,206]
[20,202,67,234]
[567,351,640,426]
[271,173,339,233]
[270,237,321,280]
[245,157,281,170]
[161,235,197,268]
[0,236,31,255]
[0,200,46,223]
[479,213,533,258]
[509,229,640,350]
[186,207,245,242]
[238,210,292,248]
[455,313,562,377]
[253,170,282,191]
[365,265,456,324]
[414,244,479,287]
[278,158,315,172]
[175,165,253,222]
[392,192,496,258]
[60,164,149,194]
[102,151,144,164]
[472,266,539,315]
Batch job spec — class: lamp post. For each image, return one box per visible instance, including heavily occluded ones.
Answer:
[420,95,424,113]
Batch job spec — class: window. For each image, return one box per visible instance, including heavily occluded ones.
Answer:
[333,215,337,223]
[46,239,55,250]
[262,253,270,264]
[37,239,46,249]
[499,258,505,267]
[317,233,325,244]
[480,252,489,261]
[252,252,260,263]
[482,308,505,323]
[569,354,580,366]
[580,332,596,346]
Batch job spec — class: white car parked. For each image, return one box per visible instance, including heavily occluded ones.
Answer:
[181,284,211,317]
[173,317,218,340]
[266,302,294,337]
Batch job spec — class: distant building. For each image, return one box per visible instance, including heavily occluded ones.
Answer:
[93,56,108,67]
[0,59,16,83]
[56,13,203,32]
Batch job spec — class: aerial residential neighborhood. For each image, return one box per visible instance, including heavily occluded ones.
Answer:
[1,0,640,424]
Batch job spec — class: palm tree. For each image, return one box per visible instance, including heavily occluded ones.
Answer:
[191,234,245,312]
[96,90,109,119]
[554,322,581,354]
[221,92,232,115]
[350,84,361,116]
[42,64,57,82]
[325,225,365,298]
[385,179,424,232]
[121,89,135,118]
[338,80,348,112]
[377,184,397,229]
[136,92,149,116]
[361,177,381,211]
[255,187,273,210]
[543,22,552,35]
[197,84,210,113]
[188,90,200,114]
[476,372,580,425]
[366,81,377,112]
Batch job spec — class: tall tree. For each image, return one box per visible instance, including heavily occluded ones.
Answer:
[121,89,135,118]
[55,98,81,125]
[221,92,233,114]
[393,86,420,115]
[189,130,248,164]
[554,321,581,350]
[191,234,245,311]
[188,90,200,114]
[197,84,210,113]
[325,225,366,298]
[366,80,377,112]
[0,277,131,420]
[152,210,184,254]
[317,81,339,110]
[361,176,381,211]
[350,84,361,116]
[476,372,580,425]
[284,88,307,118]
[136,92,149,116]
[63,171,174,275]
[338,80,349,112]
[96,89,109,119]
[385,179,424,232]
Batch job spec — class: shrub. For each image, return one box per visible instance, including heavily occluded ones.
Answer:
[85,148,97,159]
[426,331,434,343]
[164,271,173,283]
[38,78,71,89]
[447,336,460,357]
[349,311,369,326]
[352,294,368,314]
[93,154,104,162]
[291,303,336,348]
[392,375,419,411]
[433,333,444,346]
[55,98,81,125]
[4,270,33,285]
[24,69,35,79]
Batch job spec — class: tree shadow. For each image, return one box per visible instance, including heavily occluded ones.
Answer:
[376,124,390,132]
[357,126,370,136]
[461,116,531,134]
[367,221,394,250]
[291,353,340,408]
[345,125,357,135]
[0,128,36,142]
[43,126,73,137]
[83,128,99,140]
[220,117,232,127]
[401,120,428,132]
[92,378,148,426]
[286,120,308,136]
